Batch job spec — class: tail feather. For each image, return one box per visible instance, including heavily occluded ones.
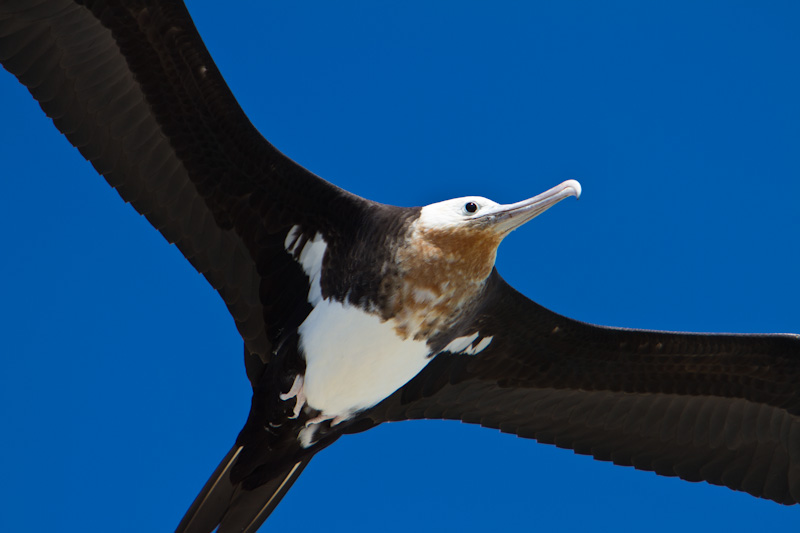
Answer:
[176,446,241,533]
[176,445,311,533]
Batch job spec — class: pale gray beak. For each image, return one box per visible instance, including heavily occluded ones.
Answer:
[477,180,581,235]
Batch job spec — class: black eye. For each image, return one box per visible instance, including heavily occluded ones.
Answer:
[464,202,478,214]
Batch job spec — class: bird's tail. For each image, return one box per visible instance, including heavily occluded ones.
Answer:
[176,445,311,533]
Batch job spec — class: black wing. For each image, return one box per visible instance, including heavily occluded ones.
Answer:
[369,270,800,504]
[0,0,371,372]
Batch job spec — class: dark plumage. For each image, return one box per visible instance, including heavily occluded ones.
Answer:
[1,1,799,532]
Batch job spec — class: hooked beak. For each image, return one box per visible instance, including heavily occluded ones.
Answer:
[476,179,581,235]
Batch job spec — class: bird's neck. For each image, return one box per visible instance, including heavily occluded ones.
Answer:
[384,222,500,341]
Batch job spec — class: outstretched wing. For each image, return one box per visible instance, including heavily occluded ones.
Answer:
[0,0,370,369]
[369,270,800,504]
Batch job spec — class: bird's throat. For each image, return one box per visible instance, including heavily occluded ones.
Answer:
[387,223,500,340]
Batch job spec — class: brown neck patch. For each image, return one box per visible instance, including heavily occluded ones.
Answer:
[386,222,502,340]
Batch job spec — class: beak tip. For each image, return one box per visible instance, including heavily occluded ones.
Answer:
[563,179,582,200]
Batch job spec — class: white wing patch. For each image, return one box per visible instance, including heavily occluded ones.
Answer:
[284,225,303,253]
[443,333,479,353]
[285,226,328,305]
[465,336,493,354]
[443,332,493,355]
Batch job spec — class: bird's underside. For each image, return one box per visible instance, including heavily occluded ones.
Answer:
[1,1,799,532]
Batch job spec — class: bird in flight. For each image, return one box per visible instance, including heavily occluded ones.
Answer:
[1,2,798,532]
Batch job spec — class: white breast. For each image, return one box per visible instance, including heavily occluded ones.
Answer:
[298,299,432,418]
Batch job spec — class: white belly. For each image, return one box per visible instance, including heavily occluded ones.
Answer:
[298,298,432,418]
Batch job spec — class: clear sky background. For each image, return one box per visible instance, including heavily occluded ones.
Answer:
[1,1,799,531]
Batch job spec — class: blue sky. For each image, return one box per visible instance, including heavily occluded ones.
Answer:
[1,1,799,531]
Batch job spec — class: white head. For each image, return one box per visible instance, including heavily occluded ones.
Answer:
[417,179,581,236]
[416,195,500,229]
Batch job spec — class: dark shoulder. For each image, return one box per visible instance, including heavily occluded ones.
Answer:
[320,204,421,307]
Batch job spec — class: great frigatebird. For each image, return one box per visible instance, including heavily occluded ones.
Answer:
[1,1,800,532]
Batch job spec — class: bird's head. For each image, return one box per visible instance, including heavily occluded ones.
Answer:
[417,179,581,238]
[391,180,581,337]
[406,179,581,278]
